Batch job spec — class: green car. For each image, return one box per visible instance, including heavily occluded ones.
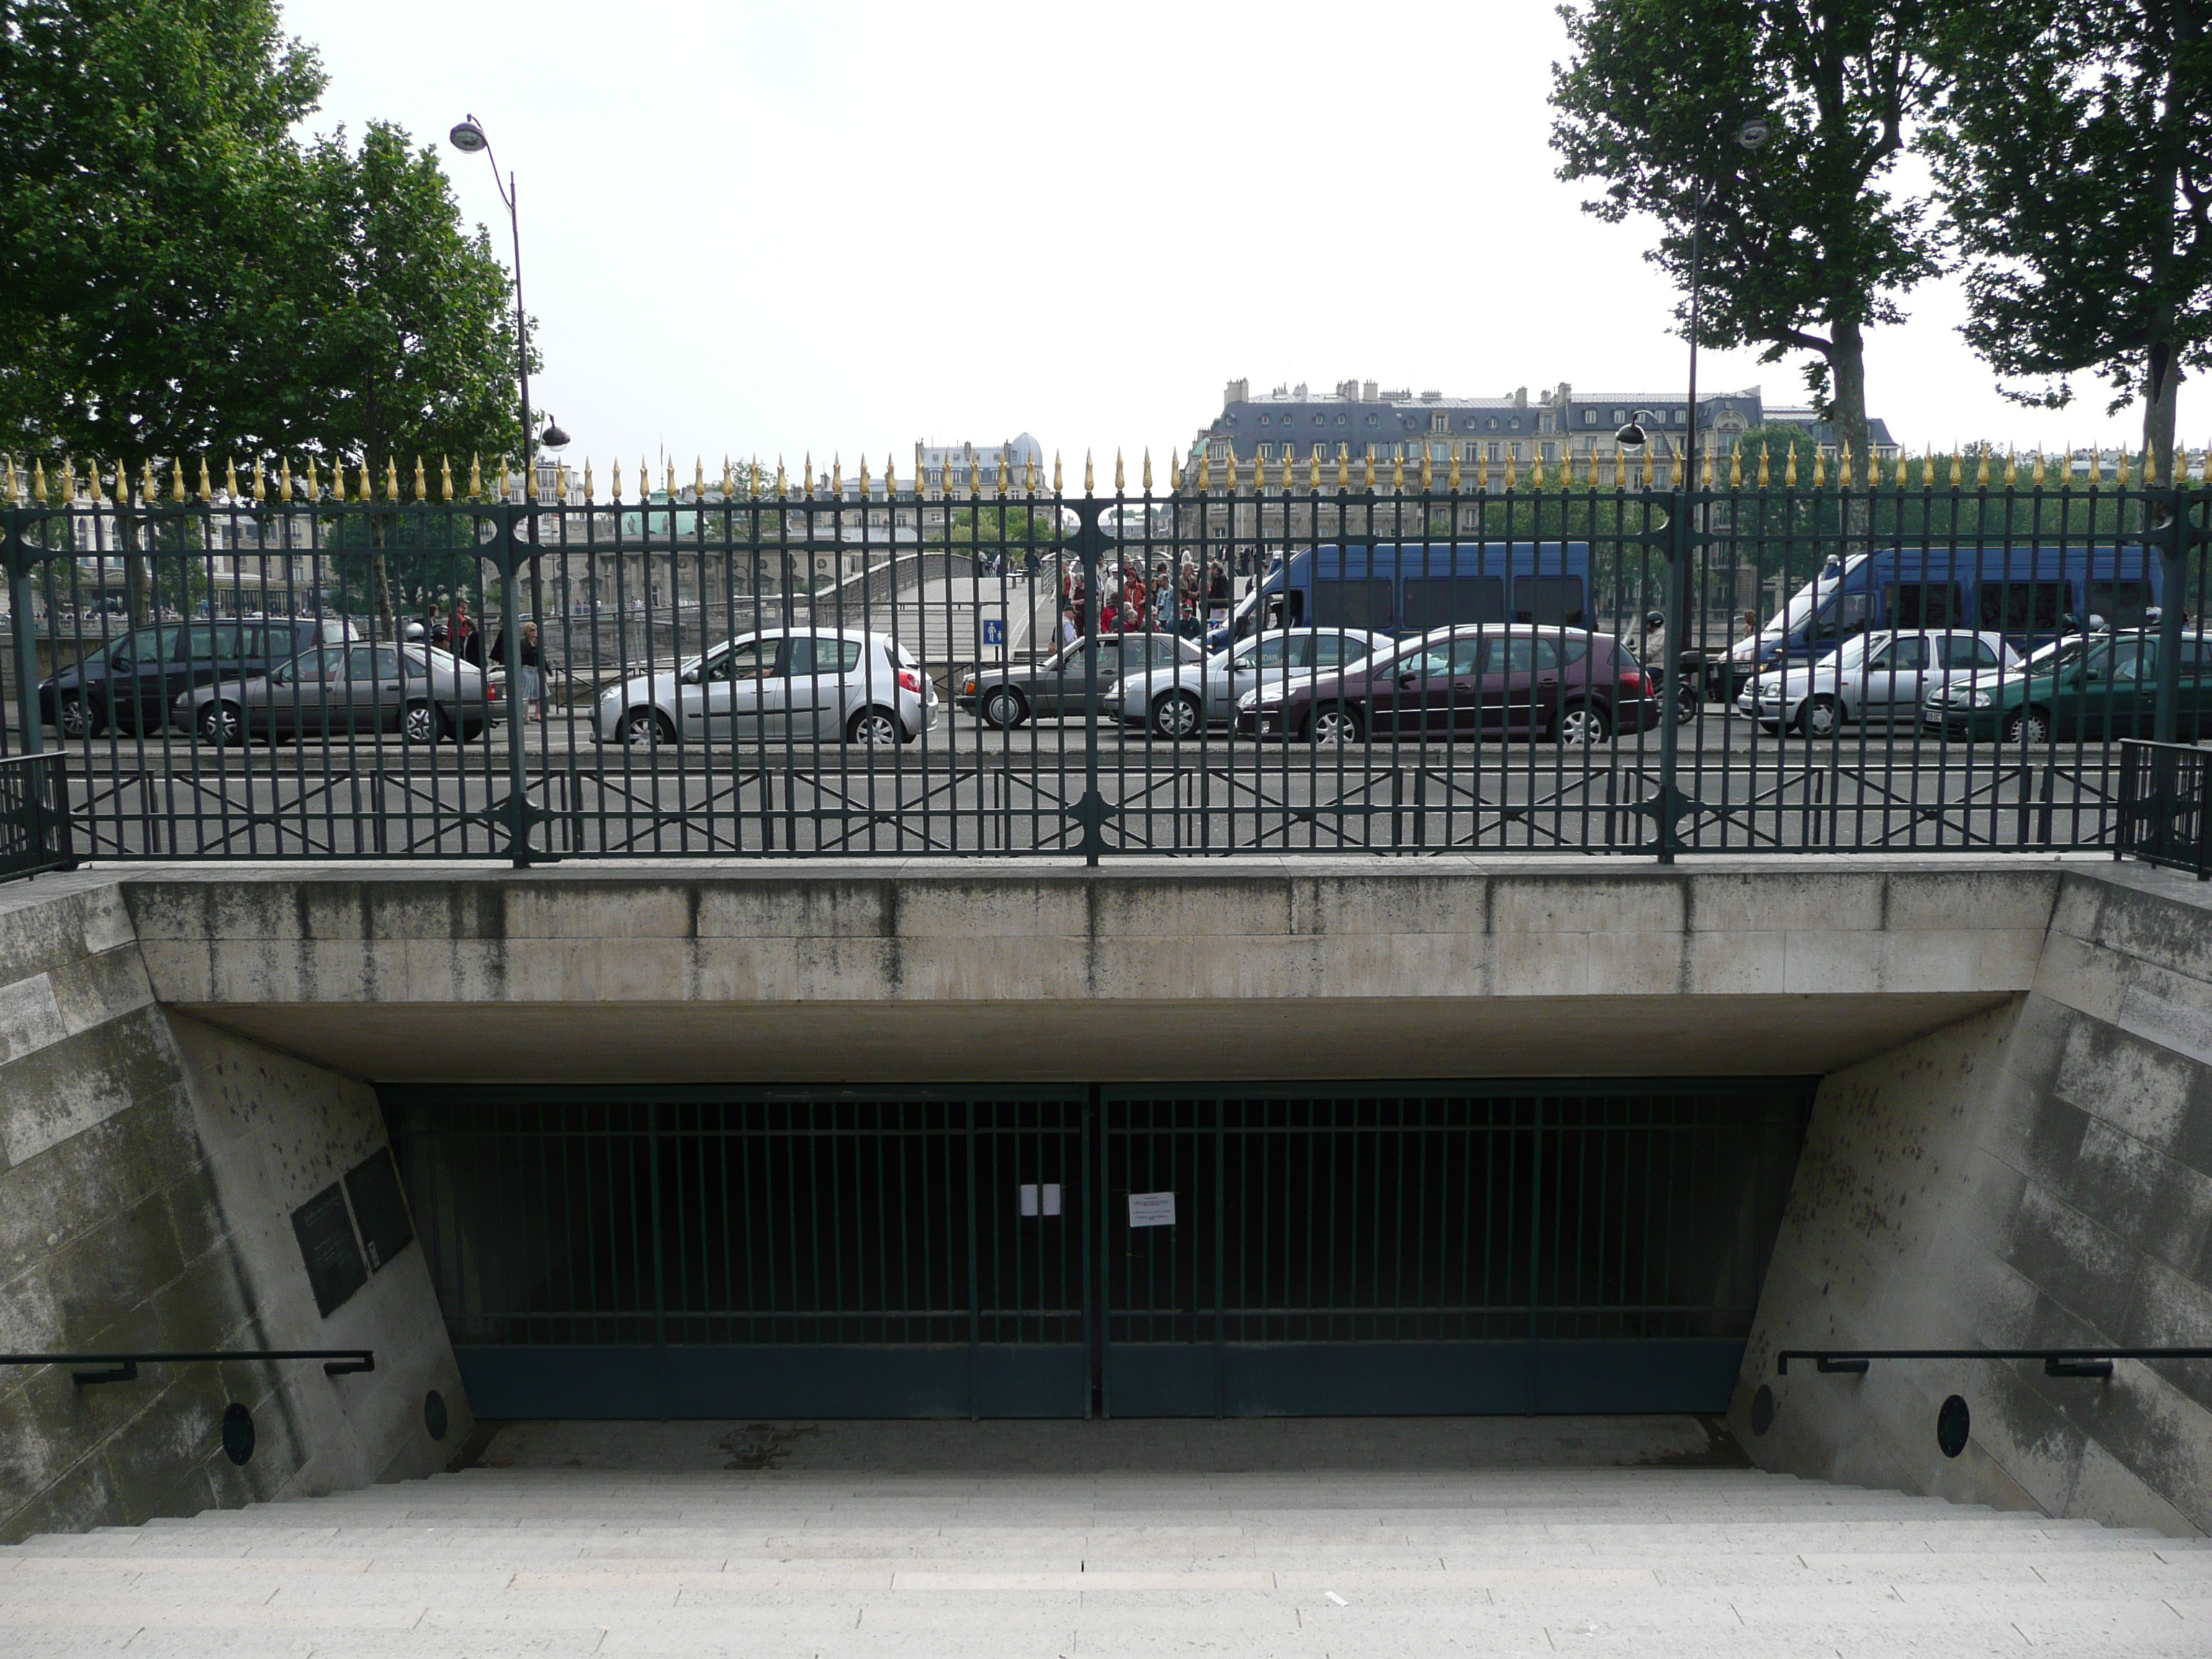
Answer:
[1921,629,2211,745]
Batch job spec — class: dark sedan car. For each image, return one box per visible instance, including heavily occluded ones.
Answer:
[38,616,351,738]
[956,631,1202,728]
[1233,625,1660,747]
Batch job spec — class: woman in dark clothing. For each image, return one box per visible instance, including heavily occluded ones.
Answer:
[450,598,483,667]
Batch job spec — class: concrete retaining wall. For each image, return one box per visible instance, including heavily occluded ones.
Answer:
[1733,863,2212,1536]
[0,875,469,1544]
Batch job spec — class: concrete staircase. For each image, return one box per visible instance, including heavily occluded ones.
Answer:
[3,1460,2206,1655]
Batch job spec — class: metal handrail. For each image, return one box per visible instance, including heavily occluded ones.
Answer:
[0,1349,374,1385]
[1778,1346,2212,1380]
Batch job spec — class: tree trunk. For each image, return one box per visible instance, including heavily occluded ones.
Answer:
[1827,316,1872,472]
[2144,336,2180,483]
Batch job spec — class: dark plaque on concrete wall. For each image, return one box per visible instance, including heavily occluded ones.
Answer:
[345,1147,415,1272]
[292,1182,368,1317]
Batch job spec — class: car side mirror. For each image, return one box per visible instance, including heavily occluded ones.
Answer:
[680,667,701,685]
[1398,671,1421,688]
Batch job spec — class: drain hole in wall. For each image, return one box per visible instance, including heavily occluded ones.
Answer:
[1750,1383,1777,1435]
[222,1403,256,1466]
[1936,1395,1970,1458]
[425,1390,449,1442]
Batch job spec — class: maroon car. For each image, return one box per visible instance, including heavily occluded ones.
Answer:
[1233,625,1661,747]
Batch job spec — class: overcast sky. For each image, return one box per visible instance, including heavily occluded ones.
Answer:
[281,0,2158,479]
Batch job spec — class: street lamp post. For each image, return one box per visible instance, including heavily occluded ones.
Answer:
[446,116,542,495]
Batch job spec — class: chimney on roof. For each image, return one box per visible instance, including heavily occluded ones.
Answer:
[1361,380,1378,401]
[1514,387,1528,408]
[1225,379,1249,407]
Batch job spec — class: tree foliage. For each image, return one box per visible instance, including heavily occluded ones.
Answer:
[1923,1,2212,477]
[1550,1,1953,467]
[0,0,325,467]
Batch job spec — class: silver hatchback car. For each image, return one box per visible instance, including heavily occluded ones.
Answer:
[595,628,938,747]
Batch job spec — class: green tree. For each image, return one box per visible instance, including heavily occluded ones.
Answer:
[1550,1,1953,468]
[288,122,528,630]
[0,0,323,471]
[1924,1,2212,481]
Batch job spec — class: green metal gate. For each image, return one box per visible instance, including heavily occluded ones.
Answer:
[385,1080,1807,1419]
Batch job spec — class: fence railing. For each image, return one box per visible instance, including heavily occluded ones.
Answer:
[3,477,2206,867]
[2118,739,2211,878]
[0,752,73,881]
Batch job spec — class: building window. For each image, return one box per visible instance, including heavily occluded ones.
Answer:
[1463,442,1480,462]
[1488,443,1502,462]
[1431,412,1449,434]
[1583,409,1598,426]
[1542,443,1557,462]
[1336,415,1347,425]
[1485,418,1498,431]
[1366,414,1379,426]
[1612,408,1627,425]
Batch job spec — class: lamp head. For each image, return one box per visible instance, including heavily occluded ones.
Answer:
[539,419,571,452]
[448,117,489,154]
[1735,117,1771,151]
[1614,421,1649,450]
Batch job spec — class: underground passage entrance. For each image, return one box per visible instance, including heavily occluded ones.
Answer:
[384,1081,1811,1420]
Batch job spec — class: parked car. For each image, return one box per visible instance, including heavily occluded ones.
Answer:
[1106,627,1388,739]
[594,627,935,747]
[1737,629,2019,737]
[1234,624,1660,747]
[1920,626,2211,744]
[40,617,352,738]
[956,631,1202,729]
[179,642,503,746]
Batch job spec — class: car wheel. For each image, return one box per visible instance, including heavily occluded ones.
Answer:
[1672,683,1699,725]
[980,688,1026,729]
[57,695,102,740]
[1555,701,1611,748]
[847,706,904,746]
[1152,691,1203,739]
[400,700,442,745]
[2003,708,2050,746]
[622,707,672,748]
[197,701,243,747]
[1797,695,1840,739]
[1309,704,1364,746]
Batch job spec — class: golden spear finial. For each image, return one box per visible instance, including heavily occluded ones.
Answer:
[721,457,734,498]
[1419,445,1433,493]
[832,454,842,496]
[30,458,45,503]
[2116,444,2134,485]
[1809,446,1824,489]
[1784,443,1799,488]
[384,456,398,501]
[2004,446,2018,487]
[1143,448,1153,493]
[1197,447,1211,493]
[438,456,451,503]
[1115,449,1125,493]
[612,455,624,500]
[1728,446,1742,489]
[1756,444,1771,488]
[584,458,595,503]
[696,457,706,499]
[1531,448,1546,490]
[665,457,676,499]
[1363,447,1377,490]
[1336,445,1350,490]
[1221,446,1234,493]
[1448,445,1461,493]
[304,455,319,500]
[1085,449,1095,493]
[803,453,814,496]
[194,455,211,503]
[1894,446,1908,487]
[1475,444,1490,491]
[1501,446,1516,490]
[140,457,156,502]
[1171,457,1183,493]
[1641,441,1655,489]
[1393,447,1407,493]
[774,456,788,497]
[1974,444,1990,487]
[251,457,266,502]
[412,455,426,502]
[1700,444,1714,488]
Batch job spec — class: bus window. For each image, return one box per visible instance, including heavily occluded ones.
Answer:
[1884,583,1964,627]
[1978,581,2064,634]
[2087,580,2153,629]
[1514,575,1586,626]
[1402,576,1503,629]
[1313,579,1393,629]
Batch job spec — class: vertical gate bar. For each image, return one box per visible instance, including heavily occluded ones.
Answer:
[648,1100,667,1419]
[6,510,41,758]
[2156,483,2188,745]
[1095,1086,1110,1419]
[1214,1093,1226,1419]
[1082,1092,1095,1419]
[1527,1092,1544,1413]
[966,1097,981,1420]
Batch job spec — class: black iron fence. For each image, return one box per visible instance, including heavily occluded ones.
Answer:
[4,461,2207,866]
[0,752,73,878]
[2118,739,2211,878]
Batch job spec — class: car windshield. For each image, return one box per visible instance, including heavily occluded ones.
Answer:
[2023,636,2090,673]
[1771,559,1863,637]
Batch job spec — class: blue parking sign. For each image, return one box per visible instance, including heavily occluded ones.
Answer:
[983,618,1004,646]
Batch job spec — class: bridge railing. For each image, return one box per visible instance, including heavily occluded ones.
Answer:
[3,462,2206,869]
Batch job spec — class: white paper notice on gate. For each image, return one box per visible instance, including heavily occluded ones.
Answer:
[1128,1191,1177,1228]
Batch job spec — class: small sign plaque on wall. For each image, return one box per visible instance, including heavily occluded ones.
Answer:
[1128,1191,1177,1228]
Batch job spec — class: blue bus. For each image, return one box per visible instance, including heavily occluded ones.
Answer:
[1216,541,1594,649]
[1717,541,2166,696]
